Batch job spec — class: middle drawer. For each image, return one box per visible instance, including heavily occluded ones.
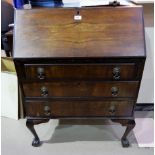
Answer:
[23,81,139,98]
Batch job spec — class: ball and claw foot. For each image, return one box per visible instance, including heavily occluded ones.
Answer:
[121,138,129,147]
[32,138,41,147]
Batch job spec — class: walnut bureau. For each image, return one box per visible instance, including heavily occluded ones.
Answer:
[13,6,146,147]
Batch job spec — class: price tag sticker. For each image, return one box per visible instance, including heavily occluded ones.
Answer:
[74,15,82,21]
[23,4,32,9]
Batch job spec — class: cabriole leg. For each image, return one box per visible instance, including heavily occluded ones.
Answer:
[111,119,136,147]
[26,119,49,147]
[121,120,135,147]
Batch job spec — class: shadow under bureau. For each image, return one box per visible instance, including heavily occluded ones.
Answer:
[13,5,146,147]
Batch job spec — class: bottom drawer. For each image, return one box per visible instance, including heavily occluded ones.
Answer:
[25,100,134,117]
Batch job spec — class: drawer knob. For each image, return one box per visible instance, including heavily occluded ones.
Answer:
[111,87,119,97]
[44,106,51,116]
[37,67,45,80]
[41,86,48,97]
[113,67,120,80]
[109,105,116,115]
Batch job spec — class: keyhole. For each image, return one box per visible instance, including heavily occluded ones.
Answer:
[74,10,82,21]
[77,10,80,15]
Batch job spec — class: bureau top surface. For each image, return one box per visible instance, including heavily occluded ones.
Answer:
[13,6,146,58]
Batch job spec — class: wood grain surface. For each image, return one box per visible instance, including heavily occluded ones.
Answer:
[14,6,145,58]
[24,63,136,80]
[23,81,139,98]
[25,100,134,117]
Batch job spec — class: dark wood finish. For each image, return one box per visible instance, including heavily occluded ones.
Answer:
[13,6,146,147]
[23,81,139,98]
[25,100,134,117]
[111,119,136,147]
[26,119,49,147]
[14,58,145,81]
[14,6,145,58]
[24,63,136,80]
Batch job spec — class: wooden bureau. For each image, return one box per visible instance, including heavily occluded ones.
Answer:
[13,5,146,147]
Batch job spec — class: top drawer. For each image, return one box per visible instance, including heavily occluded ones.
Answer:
[24,63,137,80]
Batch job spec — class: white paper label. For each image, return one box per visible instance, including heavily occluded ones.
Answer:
[74,15,82,21]
[23,4,32,9]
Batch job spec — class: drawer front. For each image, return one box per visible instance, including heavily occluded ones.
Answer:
[23,81,139,98]
[25,100,134,117]
[24,64,136,80]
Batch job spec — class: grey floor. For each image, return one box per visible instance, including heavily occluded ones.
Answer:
[2,112,154,155]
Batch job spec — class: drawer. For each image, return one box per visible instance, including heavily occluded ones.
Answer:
[25,100,134,117]
[23,81,139,98]
[24,63,136,80]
